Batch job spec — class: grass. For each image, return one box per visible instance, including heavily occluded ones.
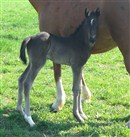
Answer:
[0,0,130,136]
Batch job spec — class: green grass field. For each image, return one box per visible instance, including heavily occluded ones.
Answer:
[0,0,130,137]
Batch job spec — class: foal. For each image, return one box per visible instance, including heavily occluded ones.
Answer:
[17,8,100,126]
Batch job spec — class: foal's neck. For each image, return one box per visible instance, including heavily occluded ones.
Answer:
[73,22,89,45]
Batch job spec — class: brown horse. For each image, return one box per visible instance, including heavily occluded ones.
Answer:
[28,0,130,127]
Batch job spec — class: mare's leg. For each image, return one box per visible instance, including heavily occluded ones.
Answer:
[115,36,130,75]
[39,18,66,112]
[118,44,130,128]
[72,66,86,122]
[107,16,130,128]
[81,75,91,102]
[51,63,66,112]
[123,52,130,74]
[23,60,46,127]
[119,48,130,128]
[17,64,30,113]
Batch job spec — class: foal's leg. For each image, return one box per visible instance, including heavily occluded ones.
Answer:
[17,64,30,113]
[72,66,86,122]
[51,63,66,112]
[81,75,91,102]
[23,61,45,126]
[78,91,87,120]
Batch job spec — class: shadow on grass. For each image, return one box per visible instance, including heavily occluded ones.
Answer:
[1,34,19,41]
[111,114,130,123]
[0,107,129,137]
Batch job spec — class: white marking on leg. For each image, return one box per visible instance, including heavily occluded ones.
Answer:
[82,84,91,103]
[23,113,35,127]
[52,78,66,111]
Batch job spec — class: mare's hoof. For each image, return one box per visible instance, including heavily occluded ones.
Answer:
[50,104,58,113]
[24,115,36,127]
[50,108,58,113]
[50,103,62,113]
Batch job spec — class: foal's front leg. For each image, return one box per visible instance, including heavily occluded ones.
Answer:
[78,91,87,120]
[72,67,87,122]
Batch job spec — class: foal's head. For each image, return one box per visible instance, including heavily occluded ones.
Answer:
[84,8,100,45]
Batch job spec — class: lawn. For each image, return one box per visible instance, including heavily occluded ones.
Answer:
[0,0,130,137]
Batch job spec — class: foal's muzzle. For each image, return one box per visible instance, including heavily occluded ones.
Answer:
[89,36,96,43]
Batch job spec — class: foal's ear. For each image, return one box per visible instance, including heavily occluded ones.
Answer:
[85,8,90,17]
[95,8,100,16]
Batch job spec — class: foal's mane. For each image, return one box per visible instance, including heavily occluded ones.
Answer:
[70,19,86,36]
[70,11,96,36]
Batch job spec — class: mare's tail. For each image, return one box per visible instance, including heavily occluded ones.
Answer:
[20,37,31,64]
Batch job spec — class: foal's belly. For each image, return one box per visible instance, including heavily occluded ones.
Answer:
[46,42,90,67]
[47,52,71,65]
[47,45,71,65]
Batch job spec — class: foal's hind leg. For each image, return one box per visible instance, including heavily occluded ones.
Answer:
[23,60,46,126]
[81,75,91,103]
[17,64,30,113]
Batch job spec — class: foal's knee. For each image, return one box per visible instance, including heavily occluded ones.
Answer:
[73,90,81,97]
[72,88,81,96]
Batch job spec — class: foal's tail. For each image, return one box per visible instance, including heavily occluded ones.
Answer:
[20,37,31,64]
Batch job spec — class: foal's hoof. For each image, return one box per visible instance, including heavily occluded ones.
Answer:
[74,115,85,123]
[77,118,85,123]
[24,115,36,127]
[80,113,87,120]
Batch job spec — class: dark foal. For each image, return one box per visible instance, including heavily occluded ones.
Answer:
[17,8,100,126]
